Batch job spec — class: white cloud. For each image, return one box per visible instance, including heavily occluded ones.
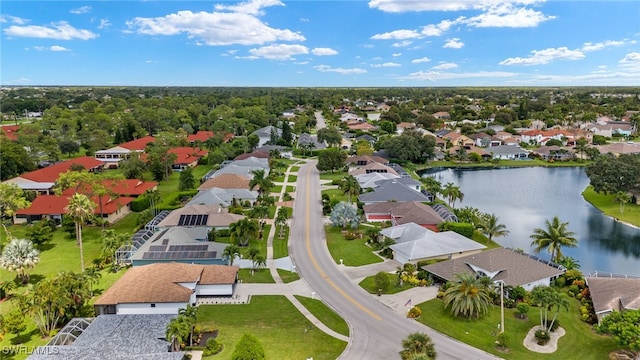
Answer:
[312,47,338,56]
[392,40,413,47]
[370,29,421,40]
[464,4,555,28]
[369,0,539,13]
[50,45,70,51]
[126,0,304,46]
[407,70,519,81]
[500,47,585,65]
[421,19,458,36]
[300,18,310,22]
[98,19,111,29]
[294,61,309,65]
[412,57,431,63]
[314,65,367,74]
[371,62,401,67]
[0,15,29,25]
[70,6,92,14]
[619,52,640,67]
[432,62,458,70]
[443,38,464,49]
[392,53,402,57]
[4,21,98,40]
[247,44,308,60]
[581,39,628,52]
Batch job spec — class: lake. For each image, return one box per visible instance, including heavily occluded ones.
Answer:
[420,166,640,277]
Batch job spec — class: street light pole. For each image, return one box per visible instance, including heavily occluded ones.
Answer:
[500,281,504,334]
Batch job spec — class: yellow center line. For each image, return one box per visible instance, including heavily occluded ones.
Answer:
[304,166,382,321]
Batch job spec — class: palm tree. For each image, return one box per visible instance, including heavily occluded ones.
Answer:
[275,208,289,239]
[0,238,40,284]
[530,286,569,331]
[229,218,259,247]
[420,177,442,199]
[558,256,580,270]
[480,214,510,242]
[443,273,492,319]
[251,254,266,275]
[339,175,361,204]
[166,316,190,352]
[222,244,241,266]
[441,182,464,208]
[65,193,96,271]
[178,304,197,346]
[529,216,578,263]
[400,332,436,360]
[249,169,274,198]
[615,191,632,214]
[82,266,102,296]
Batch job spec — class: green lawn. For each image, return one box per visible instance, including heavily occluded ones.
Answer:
[582,186,640,227]
[471,231,503,249]
[319,171,348,182]
[294,295,350,337]
[422,159,588,170]
[325,226,383,266]
[270,185,283,193]
[198,296,346,360]
[273,226,290,259]
[321,188,349,204]
[417,298,620,360]
[290,166,300,172]
[238,268,274,283]
[358,273,415,294]
[286,185,296,193]
[277,269,300,283]
[272,175,286,183]
[287,175,297,182]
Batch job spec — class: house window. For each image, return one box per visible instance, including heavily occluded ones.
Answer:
[150,304,156,308]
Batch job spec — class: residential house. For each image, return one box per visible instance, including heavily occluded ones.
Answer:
[94,136,155,168]
[347,121,378,132]
[298,132,327,151]
[596,142,640,156]
[28,315,183,360]
[348,162,399,177]
[346,155,389,167]
[234,150,270,161]
[203,157,269,181]
[397,122,416,134]
[585,276,640,324]
[4,156,104,194]
[358,180,431,205]
[167,147,208,170]
[355,172,400,189]
[94,263,239,315]
[187,130,233,144]
[256,144,293,159]
[486,145,530,160]
[530,146,575,161]
[128,227,228,266]
[442,132,474,148]
[363,202,444,231]
[188,187,258,207]
[422,247,565,291]
[374,178,421,192]
[355,134,377,146]
[381,222,486,264]
[199,174,250,191]
[468,133,492,148]
[432,111,451,120]
[15,194,133,224]
[156,204,245,231]
[252,125,282,147]
[0,125,20,141]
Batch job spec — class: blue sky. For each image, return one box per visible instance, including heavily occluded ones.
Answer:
[2,0,639,86]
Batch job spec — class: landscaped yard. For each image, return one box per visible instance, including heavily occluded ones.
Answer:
[273,226,290,259]
[286,185,296,193]
[321,188,349,204]
[359,273,415,294]
[277,268,300,283]
[294,295,350,337]
[287,174,297,182]
[198,296,346,360]
[238,268,274,283]
[290,166,300,173]
[416,297,620,359]
[582,186,640,227]
[325,226,383,266]
[319,171,348,182]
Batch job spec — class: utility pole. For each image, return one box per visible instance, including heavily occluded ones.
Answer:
[500,281,505,334]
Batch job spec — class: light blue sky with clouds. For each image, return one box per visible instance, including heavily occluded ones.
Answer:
[2,0,639,86]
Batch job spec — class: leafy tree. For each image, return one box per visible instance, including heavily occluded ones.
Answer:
[374,271,391,292]
[229,218,259,247]
[317,127,342,147]
[147,146,177,182]
[281,120,293,145]
[329,201,360,229]
[0,238,40,284]
[400,332,436,360]
[516,303,530,319]
[586,153,640,194]
[120,152,147,180]
[83,266,102,296]
[379,120,396,134]
[355,140,374,156]
[441,182,464,208]
[0,139,35,181]
[317,147,347,173]
[339,175,361,204]
[178,167,195,191]
[378,130,435,163]
[2,311,26,337]
[615,191,632,214]
[58,139,80,157]
[530,285,569,331]
[25,220,55,248]
[443,273,492,319]
[65,193,96,271]
[596,309,640,355]
[223,244,241,266]
[479,214,510,242]
[530,216,578,263]
[232,333,265,360]
[0,183,31,238]
[101,230,130,264]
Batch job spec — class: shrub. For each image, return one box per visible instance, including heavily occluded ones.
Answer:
[534,329,550,345]
[374,272,391,292]
[495,332,510,348]
[568,284,580,296]
[438,222,474,238]
[549,320,560,332]
[216,229,230,237]
[515,303,530,319]
[407,306,422,319]
[203,338,222,356]
[231,334,265,360]
[509,286,526,301]
[554,276,566,287]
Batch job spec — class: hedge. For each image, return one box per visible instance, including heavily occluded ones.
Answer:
[438,222,474,238]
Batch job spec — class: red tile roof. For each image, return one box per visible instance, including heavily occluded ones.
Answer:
[0,125,20,141]
[16,194,133,215]
[119,136,155,151]
[169,147,208,165]
[62,179,158,197]
[20,157,104,183]
[187,131,234,143]
[234,151,270,160]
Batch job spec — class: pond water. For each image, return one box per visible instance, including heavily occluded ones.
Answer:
[420,166,640,277]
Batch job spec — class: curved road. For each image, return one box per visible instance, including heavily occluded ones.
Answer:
[290,161,500,360]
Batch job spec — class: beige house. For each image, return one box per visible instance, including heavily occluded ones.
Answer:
[585,276,640,324]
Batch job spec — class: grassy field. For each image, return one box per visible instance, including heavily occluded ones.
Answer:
[294,295,350,337]
[287,175,297,182]
[277,269,300,283]
[238,268,274,283]
[270,185,283,193]
[273,226,290,259]
[290,166,300,172]
[319,171,348,182]
[358,273,415,294]
[471,231,504,249]
[582,186,640,227]
[417,298,620,360]
[286,185,296,193]
[321,188,349,204]
[198,296,346,360]
[325,226,383,266]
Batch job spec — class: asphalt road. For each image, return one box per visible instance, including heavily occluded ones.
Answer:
[289,161,501,360]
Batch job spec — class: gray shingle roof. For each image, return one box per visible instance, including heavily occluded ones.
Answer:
[358,181,431,203]
[28,314,183,360]
[585,277,640,314]
[252,125,282,138]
